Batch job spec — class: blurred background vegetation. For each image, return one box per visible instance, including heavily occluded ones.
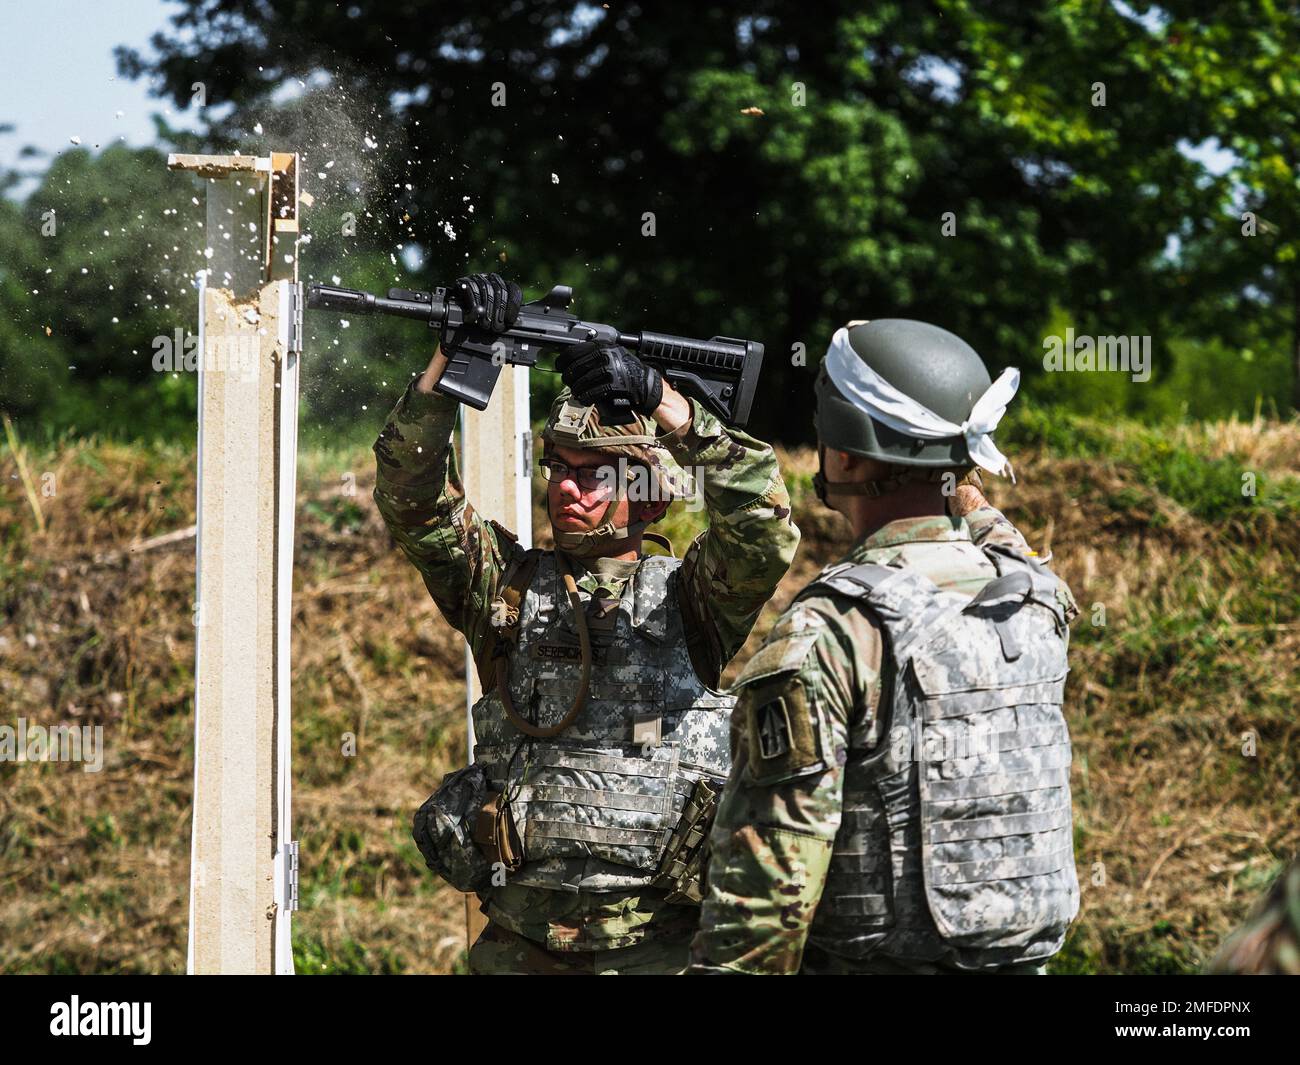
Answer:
[4,0,1300,445]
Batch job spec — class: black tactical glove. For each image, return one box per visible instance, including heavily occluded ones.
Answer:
[451,272,523,333]
[556,340,664,417]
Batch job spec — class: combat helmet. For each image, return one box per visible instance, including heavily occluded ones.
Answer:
[813,319,1001,500]
[540,388,691,556]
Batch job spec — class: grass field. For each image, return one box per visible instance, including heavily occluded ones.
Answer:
[1,405,1297,974]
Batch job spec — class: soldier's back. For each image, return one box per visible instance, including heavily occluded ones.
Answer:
[793,514,1078,973]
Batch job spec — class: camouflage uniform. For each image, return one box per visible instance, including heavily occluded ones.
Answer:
[689,508,1080,975]
[374,377,799,974]
[1207,860,1300,975]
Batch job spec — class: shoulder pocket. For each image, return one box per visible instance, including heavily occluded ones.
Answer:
[735,628,826,785]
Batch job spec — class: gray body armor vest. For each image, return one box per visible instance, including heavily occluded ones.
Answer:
[803,544,1080,969]
[473,551,733,893]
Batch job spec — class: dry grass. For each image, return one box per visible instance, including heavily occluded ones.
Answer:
[0,413,1296,974]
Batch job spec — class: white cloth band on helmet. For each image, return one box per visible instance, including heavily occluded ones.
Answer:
[823,326,1020,477]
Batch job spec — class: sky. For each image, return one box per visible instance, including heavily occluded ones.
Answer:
[0,0,197,195]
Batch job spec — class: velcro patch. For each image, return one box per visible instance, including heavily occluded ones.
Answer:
[754,697,793,759]
[743,676,823,784]
[534,643,581,662]
[735,625,821,686]
[531,642,609,667]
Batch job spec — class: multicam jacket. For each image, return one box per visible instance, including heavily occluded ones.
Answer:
[374,378,799,951]
[689,509,1081,974]
[1207,860,1300,975]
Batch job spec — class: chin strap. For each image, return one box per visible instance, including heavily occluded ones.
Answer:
[813,445,964,506]
[552,516,654,557]
[813,470,901,502]
[552,521,676,558]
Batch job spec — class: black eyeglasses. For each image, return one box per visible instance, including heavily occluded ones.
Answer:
[538,457,624,492]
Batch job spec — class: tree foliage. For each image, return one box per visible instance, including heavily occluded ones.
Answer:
[0,144,203,438]
[6,1,1299,442]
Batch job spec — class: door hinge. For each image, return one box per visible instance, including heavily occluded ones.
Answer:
[285,282,303,355]
[281,840,300,912]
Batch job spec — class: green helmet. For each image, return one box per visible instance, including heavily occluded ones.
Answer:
[815,319,993,468]
[540,389,689,556]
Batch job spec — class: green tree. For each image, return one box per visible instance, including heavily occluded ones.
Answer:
[94,2,1300,435]
[1146,2,1300,410]
[0,143,204,439]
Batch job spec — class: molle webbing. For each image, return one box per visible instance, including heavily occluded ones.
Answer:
[800,546,1078,967]
[471,550,733,893]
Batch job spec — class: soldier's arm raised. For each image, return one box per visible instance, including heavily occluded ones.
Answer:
[688,604,866,974]
[372,347,520,648]
[948,481,1034,552]
[654,390,800,684]
[953,482,1080,622]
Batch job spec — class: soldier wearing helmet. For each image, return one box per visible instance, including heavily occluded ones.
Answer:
[374,273,799,974]
[691,318,1082,974]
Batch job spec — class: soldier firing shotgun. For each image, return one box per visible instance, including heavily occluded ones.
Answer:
[307,273,765,429]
